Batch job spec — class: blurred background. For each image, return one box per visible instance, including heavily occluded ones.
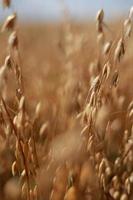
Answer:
[0,0,132,105]
[0,0,133,22]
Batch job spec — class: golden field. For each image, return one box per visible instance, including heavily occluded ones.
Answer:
[0,2,133,200]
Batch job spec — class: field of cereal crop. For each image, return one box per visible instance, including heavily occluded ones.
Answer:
[0,1,133,200]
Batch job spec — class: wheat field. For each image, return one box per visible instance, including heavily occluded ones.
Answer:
[0,1,133,200]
